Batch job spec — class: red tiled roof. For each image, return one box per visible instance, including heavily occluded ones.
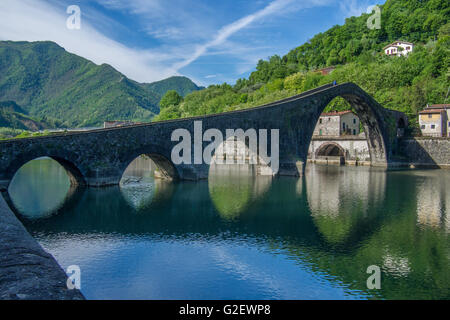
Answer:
[419,109,445,114]
[426,104,450,109]
[321,110,354,117]
[383,41,414,50]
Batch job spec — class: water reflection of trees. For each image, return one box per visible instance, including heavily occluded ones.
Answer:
[294,168,450,299]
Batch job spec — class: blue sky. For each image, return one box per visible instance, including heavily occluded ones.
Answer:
[0,0,382,86]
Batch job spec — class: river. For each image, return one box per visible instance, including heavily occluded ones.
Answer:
[5,157,449,299]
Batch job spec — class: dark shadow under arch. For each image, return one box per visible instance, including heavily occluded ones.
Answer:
[316,143,346,158]
[339,93,388,165]
[120,146,180,182]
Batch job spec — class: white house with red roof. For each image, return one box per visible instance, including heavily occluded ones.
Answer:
[383,41,414,57]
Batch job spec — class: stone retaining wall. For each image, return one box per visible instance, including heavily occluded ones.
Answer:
[0,195,84,300]
[400,138,450,168]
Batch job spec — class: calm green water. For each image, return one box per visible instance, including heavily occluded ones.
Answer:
[6,158,450,300]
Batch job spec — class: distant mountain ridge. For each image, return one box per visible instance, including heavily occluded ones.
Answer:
[0,41,202,129]
[143,76,204,99]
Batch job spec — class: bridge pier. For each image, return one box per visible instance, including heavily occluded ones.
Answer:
[277,161,305,177]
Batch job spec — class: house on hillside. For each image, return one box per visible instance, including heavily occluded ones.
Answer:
[313,110,360,137]
[383,41,414,57]
[315,66,336,75]
[419,104,450,137]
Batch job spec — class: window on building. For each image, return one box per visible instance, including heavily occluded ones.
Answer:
[428,114,432,118]
[448,122,450,127]
[406,46,410,50]
[353,119,356,124]
[343,122,346,130]
[431,125,435,129]
[319,118,322,124]
[421,125,425,129]
[319,129,322,136]
[353,129,356,135]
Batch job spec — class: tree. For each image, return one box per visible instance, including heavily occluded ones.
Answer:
[159,90,183,109]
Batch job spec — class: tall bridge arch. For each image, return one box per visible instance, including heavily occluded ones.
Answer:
[0,83,402,190]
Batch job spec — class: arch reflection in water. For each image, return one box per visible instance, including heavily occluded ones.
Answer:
[120,155,174,211]
[208,164,272,220]
[303,165,386,245]
[7,157,73,219]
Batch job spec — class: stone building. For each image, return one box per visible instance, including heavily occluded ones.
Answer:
[419,104,449,137]
[313,110,360,137]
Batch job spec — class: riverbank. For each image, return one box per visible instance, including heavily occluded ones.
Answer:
[0,194,84,300]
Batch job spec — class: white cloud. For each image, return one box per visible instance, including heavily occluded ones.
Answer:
[171,0,296,71]
[339,0,373,18]
[95,0,332,78]
[0,0,178,83]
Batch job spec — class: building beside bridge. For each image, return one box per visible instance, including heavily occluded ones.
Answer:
[419,104,450,137]
[309,109,408,166]
[313,110,360,136]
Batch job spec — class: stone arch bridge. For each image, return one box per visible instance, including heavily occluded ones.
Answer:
[0,83,405,190]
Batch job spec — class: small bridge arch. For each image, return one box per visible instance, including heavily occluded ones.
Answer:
[315,142,346,158]
[119,145,180,182]
[2,150,86,188]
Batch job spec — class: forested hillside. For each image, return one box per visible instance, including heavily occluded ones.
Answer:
[156,0,449,129]
[0,41,201,129]
[0,101,50,130]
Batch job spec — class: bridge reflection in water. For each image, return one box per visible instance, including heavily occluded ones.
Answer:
[4,157,449,300]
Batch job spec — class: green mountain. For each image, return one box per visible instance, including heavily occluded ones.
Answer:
[0,41,201,129]
[142,76,203,99]
[156,0,449,130]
